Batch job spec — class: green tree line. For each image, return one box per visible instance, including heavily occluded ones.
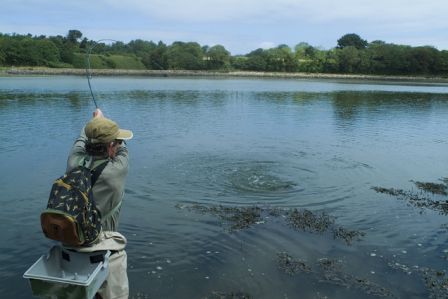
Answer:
[1,30,447,76]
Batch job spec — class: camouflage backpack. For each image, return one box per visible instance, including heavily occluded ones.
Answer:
[40,161,108,246]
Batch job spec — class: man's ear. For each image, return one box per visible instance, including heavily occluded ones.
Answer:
[107,142,114,156]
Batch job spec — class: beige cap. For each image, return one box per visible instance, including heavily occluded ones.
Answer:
[85,117,133,144]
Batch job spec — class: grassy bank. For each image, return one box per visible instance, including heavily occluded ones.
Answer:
[1,66,448,83]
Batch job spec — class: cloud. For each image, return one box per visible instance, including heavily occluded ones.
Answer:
[1,0,448,53]
[4,0,448,28]
[104,0,448,27]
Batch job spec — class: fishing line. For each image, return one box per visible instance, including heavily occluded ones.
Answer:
[86,39,165,108]
[85,39,120,109]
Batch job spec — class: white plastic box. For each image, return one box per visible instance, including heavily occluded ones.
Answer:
[23,246,110,299]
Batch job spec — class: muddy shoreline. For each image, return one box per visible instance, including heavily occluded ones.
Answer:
[1,67,448,83]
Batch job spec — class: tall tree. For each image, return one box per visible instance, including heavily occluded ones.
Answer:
[67,30,82,44]
[79,37,88,49]
[244,48,268,71]
[295,42,316,59]
[205,45,230,70]
[408,46,438,74]
[337,33,368,50]
[265,45,297,72]
[435,50,448,74]
[369,43,412,75]
[166,41,203,70]
[322,49,339,73]
[337,46,361,73]
[0,35,5,65]
[128,39,155,55]
[146,41,168,69]
[0,48,5,65]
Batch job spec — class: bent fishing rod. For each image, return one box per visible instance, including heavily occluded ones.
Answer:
[85,38,166,109]
[85,39,119,109]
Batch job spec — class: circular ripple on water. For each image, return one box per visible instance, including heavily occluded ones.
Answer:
[160,154,312,205]
[225,161,300,193]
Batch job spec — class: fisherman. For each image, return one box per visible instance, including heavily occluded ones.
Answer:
[66,108,132,299]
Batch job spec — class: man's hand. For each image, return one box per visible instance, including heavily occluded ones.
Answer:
[93,108,104,118]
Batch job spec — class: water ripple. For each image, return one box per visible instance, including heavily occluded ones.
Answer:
[163,155,308,204]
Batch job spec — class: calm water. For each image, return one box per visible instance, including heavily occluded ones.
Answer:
[1,76,448,298]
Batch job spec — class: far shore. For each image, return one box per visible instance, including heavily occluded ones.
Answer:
[1,67,448,83]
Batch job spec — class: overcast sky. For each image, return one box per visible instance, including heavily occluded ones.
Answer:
[1,0,447,54]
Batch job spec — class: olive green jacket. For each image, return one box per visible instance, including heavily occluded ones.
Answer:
[66,127,129,232]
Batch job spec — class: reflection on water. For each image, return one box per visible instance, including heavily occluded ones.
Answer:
[0,77,448,298]
[331,91,436,123]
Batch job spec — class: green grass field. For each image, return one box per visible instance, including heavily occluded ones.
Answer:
[72,53,146,70]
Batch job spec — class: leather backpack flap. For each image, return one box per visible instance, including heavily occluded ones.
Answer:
[40,212,83,247]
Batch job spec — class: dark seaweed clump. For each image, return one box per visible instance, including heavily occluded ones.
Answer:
[372,184,448,215]
[318,258,394,297]
[286,209,333,233]
[286,209,365,245]
[277,252,394,298]
[203,291,252,299]
[177,204,365,245]
[332,227,366,245]
[388,261,448,299]
[371,187,409,197]
[179,204,262,231]
[277,252,311,275]
[130,292,151,299]
[225,207,262,230]
[412,180,448,195]
[421,269,448,299]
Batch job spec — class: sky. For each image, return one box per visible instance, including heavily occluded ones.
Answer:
[1,0,448,55]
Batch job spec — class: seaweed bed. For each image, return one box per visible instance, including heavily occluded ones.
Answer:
[370,176,448,298]
[372,177,448,214]
[203,291,252,299]
[277,252,394,298]
[277,252,448,299]
[412,179,448,195]
[176,204,365,245]
[131,291,252,299]
[159,178,448,299]
[388,260,448,299]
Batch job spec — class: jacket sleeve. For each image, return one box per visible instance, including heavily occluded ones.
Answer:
[66,127,88,171]
[107,144,129,179]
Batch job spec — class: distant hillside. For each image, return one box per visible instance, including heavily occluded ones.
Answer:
[1,30,447,77]
[72,53,146,70]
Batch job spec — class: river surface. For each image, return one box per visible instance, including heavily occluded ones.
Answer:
[1,76,448,298]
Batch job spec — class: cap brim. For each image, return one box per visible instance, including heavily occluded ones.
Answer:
[116,129,133,140]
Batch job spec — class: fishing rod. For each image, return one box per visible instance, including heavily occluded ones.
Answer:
[85,39,120,109]
[86,38,166,109]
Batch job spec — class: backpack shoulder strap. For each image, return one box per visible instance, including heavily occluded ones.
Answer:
[91,160,108,186]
